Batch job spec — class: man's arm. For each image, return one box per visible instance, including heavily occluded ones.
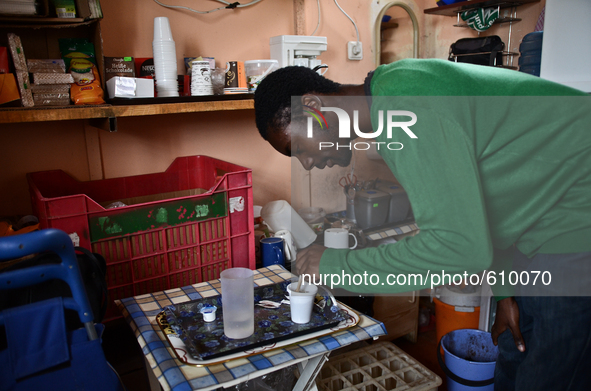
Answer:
[318,104,493,294]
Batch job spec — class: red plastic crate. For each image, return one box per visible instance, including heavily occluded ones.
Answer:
[27,156,254,320]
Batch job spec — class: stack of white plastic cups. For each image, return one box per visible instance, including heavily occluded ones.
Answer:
[152,17,179,97]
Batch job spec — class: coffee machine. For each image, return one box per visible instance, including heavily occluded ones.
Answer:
[270,35,328,72]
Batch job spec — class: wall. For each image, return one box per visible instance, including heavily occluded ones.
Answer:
[0,0,546,219]
[305,0,546,214]
[0,0,376,217]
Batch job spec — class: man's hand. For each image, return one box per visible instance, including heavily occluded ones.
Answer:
[491,297,525,352]
[295,244,326,279]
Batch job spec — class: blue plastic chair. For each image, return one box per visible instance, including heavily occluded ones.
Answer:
[0,229,125,391]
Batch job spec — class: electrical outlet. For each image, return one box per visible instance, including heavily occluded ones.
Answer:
[348,41,363,60]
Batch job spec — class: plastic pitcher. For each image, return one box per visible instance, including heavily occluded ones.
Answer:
[261,200,317,249]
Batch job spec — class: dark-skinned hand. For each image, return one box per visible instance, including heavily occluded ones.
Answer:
[491,297,526,353]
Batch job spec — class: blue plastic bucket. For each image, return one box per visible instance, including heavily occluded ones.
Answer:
[437,329,499,390]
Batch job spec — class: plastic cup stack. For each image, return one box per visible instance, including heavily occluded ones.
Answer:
[152,17,179,97]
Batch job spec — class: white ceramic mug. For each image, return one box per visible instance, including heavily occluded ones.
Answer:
[274,229,297,261]
[324,228,357,249]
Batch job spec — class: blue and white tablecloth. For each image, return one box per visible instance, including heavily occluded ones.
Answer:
[116,265,387,391]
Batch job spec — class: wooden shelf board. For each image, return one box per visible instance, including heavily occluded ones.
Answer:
[0,99,255,124]
[113,99,255,117]
[453,17,522,27]
[0,17,99,28]
[380,21,399,30]
[424,0,540,16]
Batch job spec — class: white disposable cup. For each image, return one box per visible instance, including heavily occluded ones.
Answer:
[156,84,178,91]
[153,56,176,63]
[155,74,177,82]
[152,43,176,50]
[191,87,213,96]
[156,90,179,97]
[261,200,317,249]
[156,85,178,92]
[153,54,176,63]
[154,67,176,76]
[153,40,175,46]
[220,268,254,339]
[154,73,177,83]
[154,17,174,41]
[153,46,176,55]
[155,68,176,76]
[287,282,318,324]
[324,228,357,249]
[153,50,176,58]
[157,82,178,87]
[156,77,177,83]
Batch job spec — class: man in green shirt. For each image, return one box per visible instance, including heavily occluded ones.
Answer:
[254,59,591,390]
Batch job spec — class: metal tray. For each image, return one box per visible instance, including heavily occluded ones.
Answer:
[162,281,349,360]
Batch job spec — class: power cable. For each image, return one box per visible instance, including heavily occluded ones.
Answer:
[334,0,360,54]
[310,0,321,36]
[152,0,263,14]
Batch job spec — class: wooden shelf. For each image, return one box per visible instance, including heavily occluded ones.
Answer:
[0,99,255,125]
[0,16,89,25]
[453,16,522,27]
[424,0,540,16]
[381,21,399,31]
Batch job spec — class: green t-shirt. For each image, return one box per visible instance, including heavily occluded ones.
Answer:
[319,59,591,295]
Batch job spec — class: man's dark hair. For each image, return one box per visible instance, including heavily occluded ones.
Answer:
[254,66,341,140]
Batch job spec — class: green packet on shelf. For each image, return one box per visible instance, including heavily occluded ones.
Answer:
[51,0,77,18]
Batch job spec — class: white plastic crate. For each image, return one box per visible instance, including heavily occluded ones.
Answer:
[317,341,442,391]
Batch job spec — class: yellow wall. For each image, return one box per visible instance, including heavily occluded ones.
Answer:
[0,0,545,217]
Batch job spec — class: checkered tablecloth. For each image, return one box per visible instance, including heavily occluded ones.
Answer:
[116,265,387,391]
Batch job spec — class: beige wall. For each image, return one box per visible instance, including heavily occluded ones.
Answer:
[305,0,546,213]
[0,0,546,218]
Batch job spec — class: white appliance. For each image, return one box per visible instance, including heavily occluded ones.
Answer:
[270,35,328,69]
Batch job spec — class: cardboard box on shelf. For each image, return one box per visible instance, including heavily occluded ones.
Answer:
[0,20,105,91]
[0,47,8,73]
[27,59,66,73]
[50,0,77,19]
[104,56,135,82]
[48,0,94,19]
[0,73,21,106]
[134,57,155,96]
[0,0,49,18]
[0,0,99,21]
[134,57,154,78]
[106,76,154,99]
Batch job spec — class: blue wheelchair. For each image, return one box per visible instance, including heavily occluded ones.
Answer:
[0,229,125,391]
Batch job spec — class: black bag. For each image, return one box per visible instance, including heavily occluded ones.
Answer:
[449,35,505,67]
[0,246,108,329]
